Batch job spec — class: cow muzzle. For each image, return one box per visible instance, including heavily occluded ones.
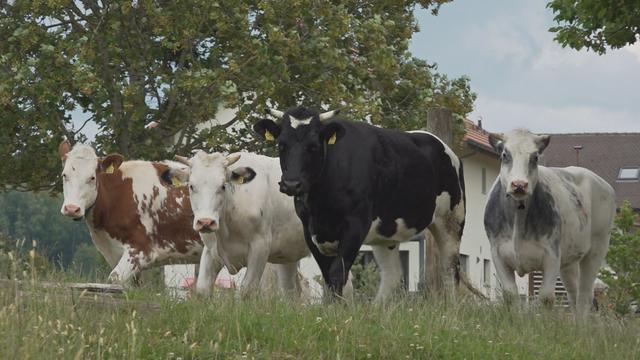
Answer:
[509,180,529,198]
[62,204,84,220]
[195,218,218,233]
[279,180,303,196]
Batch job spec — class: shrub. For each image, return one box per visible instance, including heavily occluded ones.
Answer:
[600,201,640,316]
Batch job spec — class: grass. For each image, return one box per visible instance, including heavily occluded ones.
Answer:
[1,270,639,360]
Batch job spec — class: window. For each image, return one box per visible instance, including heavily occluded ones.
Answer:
[483,259,491,286]
[481,168,487,194]
[618,167,640,181]
[459,254,469,275]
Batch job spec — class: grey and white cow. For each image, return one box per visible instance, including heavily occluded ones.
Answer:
[485,129,615,315]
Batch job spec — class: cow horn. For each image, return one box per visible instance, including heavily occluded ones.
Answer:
[319,109,340,122]
[174,155,191,166]
[266,108,285,119]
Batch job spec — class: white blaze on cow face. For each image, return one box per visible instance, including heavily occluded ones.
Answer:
[60,144,100,219]
[185,151,241,233]
[494,129,550,200]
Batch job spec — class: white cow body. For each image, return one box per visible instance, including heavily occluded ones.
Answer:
[485,129,615,315]
[174,151,310,296]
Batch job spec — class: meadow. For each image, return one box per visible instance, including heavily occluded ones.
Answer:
[1,270,639,360]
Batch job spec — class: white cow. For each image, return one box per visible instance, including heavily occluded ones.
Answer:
[485,129,615,315]
[171,151,312,297]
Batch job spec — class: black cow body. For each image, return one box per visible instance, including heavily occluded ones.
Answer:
[254,107,465,300]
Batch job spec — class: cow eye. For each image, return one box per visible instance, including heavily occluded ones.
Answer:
[189,185,195,192]
[221,184,226,191]
[62,174,67,180]
[532,154,539,163]
[90,176,95,181]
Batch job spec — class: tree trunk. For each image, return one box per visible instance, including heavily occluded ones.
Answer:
[423,107,453,293]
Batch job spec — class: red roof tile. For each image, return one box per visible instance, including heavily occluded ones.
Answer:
[463,119,496,154]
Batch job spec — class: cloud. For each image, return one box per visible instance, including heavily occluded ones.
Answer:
[472,96,640,134]
[623,43,640,63]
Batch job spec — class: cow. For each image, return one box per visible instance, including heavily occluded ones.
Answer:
[485,129,615,315]
[169,150,311,297]
[58,140,203,284]
[253,106,466,301]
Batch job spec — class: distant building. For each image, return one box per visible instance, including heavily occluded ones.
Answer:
[543,133,640,212]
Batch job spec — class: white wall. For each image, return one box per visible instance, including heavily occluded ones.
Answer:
[459,150,529,299]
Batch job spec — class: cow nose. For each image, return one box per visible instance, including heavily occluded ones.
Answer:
[64,204,81,215]
[510,181,529,194]
[196,218,217,231]
[280,180,302,195]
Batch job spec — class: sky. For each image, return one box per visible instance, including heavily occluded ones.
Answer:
[410,0,640,134]
[74,0,640,138]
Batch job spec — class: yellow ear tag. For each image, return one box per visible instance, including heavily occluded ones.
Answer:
[264,130,275,141]
[327,133,337,145]
[171,177,182,187]
[105,164,115,174]
[237,176,245,184]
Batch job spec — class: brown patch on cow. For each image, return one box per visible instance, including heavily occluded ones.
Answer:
[151,163,200,255]
[88,162,202,268]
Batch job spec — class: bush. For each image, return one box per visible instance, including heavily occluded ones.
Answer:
[600,201,640,316]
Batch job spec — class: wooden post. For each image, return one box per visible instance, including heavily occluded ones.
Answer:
[423,107,454,292]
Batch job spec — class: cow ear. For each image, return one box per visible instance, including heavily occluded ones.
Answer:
[161,166,190,187]
[320,122,345,145]
[488,134,504,153]
[100,154,124,174]
[536,134,551,154]
[59,139,72,163]
[227,167,256,185]
[253,119,281,142]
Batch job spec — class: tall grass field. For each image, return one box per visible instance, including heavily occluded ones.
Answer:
[1,270,639,360]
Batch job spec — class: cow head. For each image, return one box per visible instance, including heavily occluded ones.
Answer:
[59,140,124,219]
[489,129,550,201]
[253,106,344,196]
[174,151,255,233]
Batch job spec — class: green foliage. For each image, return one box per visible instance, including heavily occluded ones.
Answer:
[0,0,474,193]
[548,0,640,54]
[600,201,640,316]
[1,274,640,359]
[0,191,92,267]
[70,243,110,280]
[350,254,380,300]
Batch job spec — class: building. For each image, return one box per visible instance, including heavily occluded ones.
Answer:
[543,133,640,211]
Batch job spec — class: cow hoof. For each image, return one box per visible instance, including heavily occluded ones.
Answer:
[107,272,120,284]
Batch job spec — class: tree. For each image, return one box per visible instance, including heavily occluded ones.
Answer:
[0,0,474,193]
[548,0,640,54]
[600,201,640,316]
[0,191,92,266]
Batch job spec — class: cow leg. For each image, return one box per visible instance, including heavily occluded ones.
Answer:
[540,253,561,308]
[195,234,224,296]
[275,262,299,294]
[108,248,140,285]
[372,245,402,302]
[577,250,605,317]
[559,262,579,309]
[491,246,518,305]
[326,218,368,299]
[239,242,270,297]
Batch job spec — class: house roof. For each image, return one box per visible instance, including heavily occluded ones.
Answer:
[463,119,497,154]
[542,133,640,209]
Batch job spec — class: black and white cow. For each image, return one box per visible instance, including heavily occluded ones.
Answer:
[253,107,465,301]
[485,129,615,314]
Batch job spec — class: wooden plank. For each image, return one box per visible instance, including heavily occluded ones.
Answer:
[0,279,123,294]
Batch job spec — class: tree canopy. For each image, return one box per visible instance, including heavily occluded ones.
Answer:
[548,0,640,54]
[1,0,474,193]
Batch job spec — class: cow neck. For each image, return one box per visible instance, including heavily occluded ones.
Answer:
[89,171,122,228]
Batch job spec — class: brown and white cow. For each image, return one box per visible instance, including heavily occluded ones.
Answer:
[58,140,202,284]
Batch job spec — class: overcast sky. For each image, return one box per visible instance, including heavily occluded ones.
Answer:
[411,0,640,134]
[74,1,639,138]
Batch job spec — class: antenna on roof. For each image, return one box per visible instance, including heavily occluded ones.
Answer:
[573,145,583,166]
[477,116,483,129]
